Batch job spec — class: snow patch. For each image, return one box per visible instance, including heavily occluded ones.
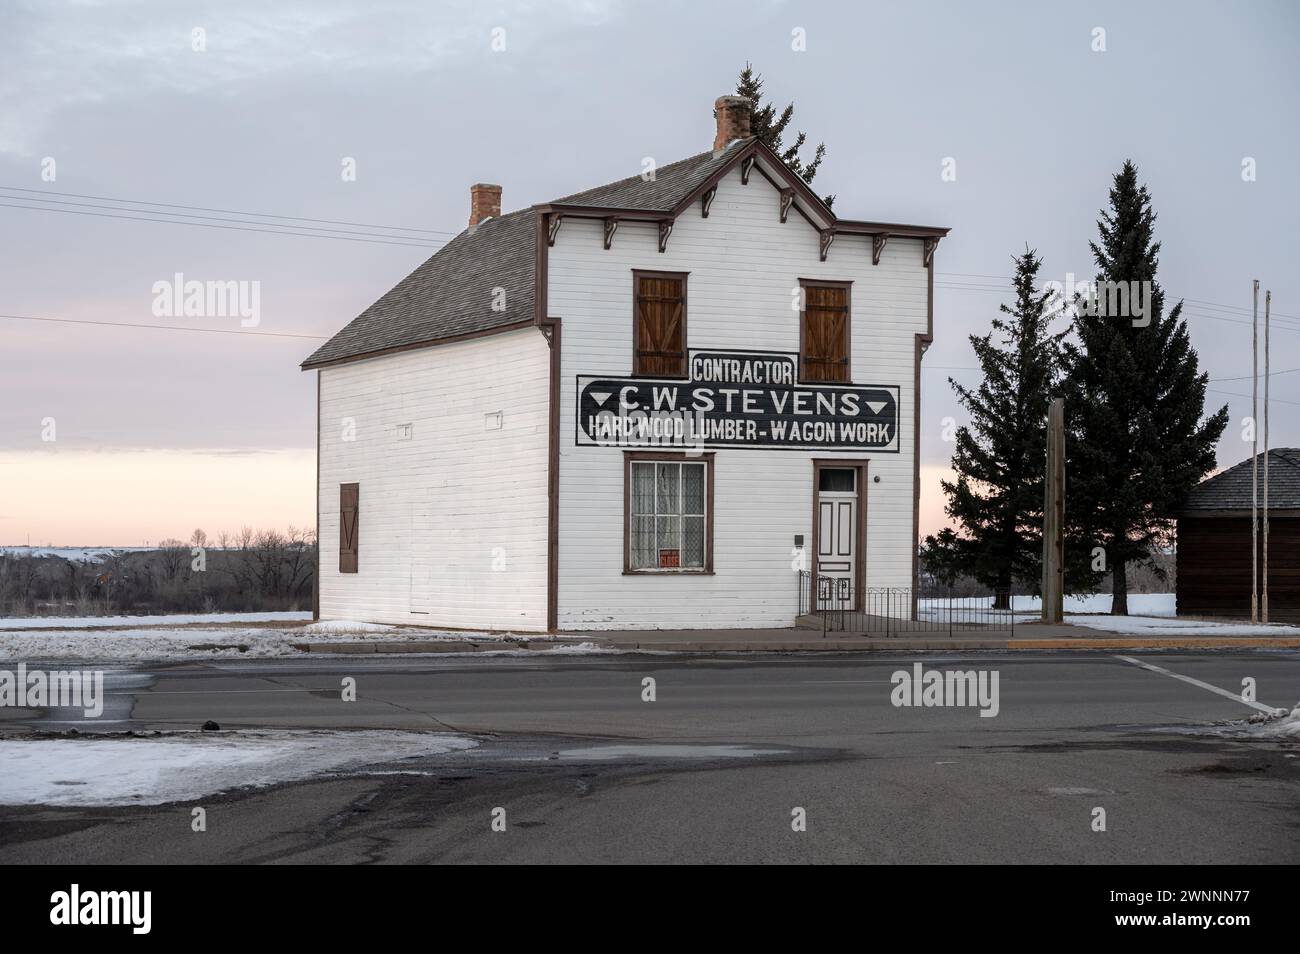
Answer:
[0,627,303,661]
[0,730,478,806]
[300,620,398,635]
[1065,615,1300,636]
[0,611,312,630]
[1247,703,1300,740]
[917,593,1177,621]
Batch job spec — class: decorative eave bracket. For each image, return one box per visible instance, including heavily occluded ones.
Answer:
[701,186,717,218]
[602,216,620,250]
[819,229,835,262]
[872,233,888,266]
[546,214,563,247]
[923,236,940,267]
[740,155,756,185]
[779,187,796,224]
[657,219,674,254]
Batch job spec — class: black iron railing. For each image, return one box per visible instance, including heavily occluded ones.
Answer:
[796,572,1016,637]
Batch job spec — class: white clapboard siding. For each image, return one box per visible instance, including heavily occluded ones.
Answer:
[317,327,550,631]
[550,165,928,630]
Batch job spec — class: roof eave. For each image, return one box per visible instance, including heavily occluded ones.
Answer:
[536,138,950,237]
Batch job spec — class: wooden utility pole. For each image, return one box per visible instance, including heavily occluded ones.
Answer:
[1262,289,1271,623]
[1251,281,1259,622]
[1042,398,1065,623]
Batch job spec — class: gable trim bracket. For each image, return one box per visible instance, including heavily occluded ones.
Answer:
[658,218,674,253]
[923,236,941,267]
[547,214,564,247]
[872,233,888,266]
[701,186,717,218]
[779,187,796,224]
[602,216,620,250]
[819,229,835,262]
[740,154,756,185]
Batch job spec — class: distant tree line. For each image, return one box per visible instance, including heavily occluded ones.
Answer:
[0,527,315,618]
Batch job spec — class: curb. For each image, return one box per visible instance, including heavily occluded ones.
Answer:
[292,640,583,654]
[292,637,1300,655]
[1009,637,1300,650]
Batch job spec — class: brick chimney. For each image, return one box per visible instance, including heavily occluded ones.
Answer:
[713,95,752,154]
[469,183,502,227]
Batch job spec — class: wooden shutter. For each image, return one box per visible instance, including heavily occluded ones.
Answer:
[339,483,359,573]
[634,273,686,376]
[801,283,850,382]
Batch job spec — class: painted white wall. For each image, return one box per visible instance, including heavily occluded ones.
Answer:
[550,165,929,630]
[317,327,550,631]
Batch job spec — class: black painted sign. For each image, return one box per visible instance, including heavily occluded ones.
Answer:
[576,350,900,451]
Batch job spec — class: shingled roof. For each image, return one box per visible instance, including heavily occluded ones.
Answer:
[301,135,942,369]
[551,139,751,211]
[1181,448,1300,513]
[301,207,538,369]
[303,143,764,369]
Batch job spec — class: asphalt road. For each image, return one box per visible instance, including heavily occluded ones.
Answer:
[1,650,1298,864]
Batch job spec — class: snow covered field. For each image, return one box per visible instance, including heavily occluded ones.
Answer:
[0,730,478,806]
[1010,593,1178,617]
[1064,615,1300,636]
[0,611,312,630]
[918,593,1178,619]
[0,546,151,562]
[0,614,598,660]
[919,593,1300,637]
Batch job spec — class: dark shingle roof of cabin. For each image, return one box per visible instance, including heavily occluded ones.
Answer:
[301,142,757,369]
[1181,448,1300,513]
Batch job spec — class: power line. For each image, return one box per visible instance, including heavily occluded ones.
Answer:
[937,274,1300,326]
[0,201,446,250]
[2,193,447,244]
[1208,387,1300,408]
[934,283,1300,335]
[0,312,327,339]
[1211,366,1300,383]
[0,192,1283,326]
[0,184,459,237]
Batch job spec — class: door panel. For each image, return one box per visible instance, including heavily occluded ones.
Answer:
[816,487,857,610]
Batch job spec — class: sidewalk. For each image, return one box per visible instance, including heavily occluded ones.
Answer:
[300,621,1300,654]
[576,621,1300,652]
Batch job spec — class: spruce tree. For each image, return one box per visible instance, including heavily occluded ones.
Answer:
[736,63,832,206]
[1060,160,1228,614]
[927,248,1064,605]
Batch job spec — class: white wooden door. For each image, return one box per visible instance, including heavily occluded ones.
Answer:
[816,468,857,609]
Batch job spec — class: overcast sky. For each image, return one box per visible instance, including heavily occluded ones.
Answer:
[2,0,1297,545]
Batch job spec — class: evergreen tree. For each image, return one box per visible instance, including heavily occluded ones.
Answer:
[1060,160,1228,614]
[925,248,1064,606]
[736,63,832,206]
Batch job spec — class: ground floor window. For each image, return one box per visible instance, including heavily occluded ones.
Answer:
[625,453,714,573]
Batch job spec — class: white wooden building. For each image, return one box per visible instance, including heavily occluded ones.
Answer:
[302,95,948,632]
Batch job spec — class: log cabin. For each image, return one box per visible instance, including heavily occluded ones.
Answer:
[1176,447,1300,622]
